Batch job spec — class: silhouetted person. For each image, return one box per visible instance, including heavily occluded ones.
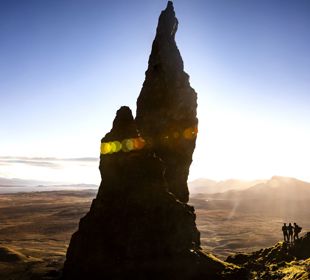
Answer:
[288,223,293,243]
[293,223,302,241]
[282,223,288,242]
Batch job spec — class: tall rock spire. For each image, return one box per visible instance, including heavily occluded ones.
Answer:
[61,3,243,280]
[136,1,198,203]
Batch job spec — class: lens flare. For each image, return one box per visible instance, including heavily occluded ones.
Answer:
[101,143,111,154]
[173,132,180,139]
[183,126,198,140]
[114,141,122,152]
[100,127,197,156]
[109,142,117,153]
[134,137,145,150]
[125,139,134,151]
[121,139,129,152]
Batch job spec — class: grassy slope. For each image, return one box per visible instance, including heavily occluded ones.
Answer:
[227,233,310,280]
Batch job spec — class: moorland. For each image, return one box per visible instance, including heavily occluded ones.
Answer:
[0,176,309,279]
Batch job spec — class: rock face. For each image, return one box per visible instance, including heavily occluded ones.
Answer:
[136,1,198,203]
[62,2,241,280]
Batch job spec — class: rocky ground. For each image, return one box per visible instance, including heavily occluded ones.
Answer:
[227,233,310,279]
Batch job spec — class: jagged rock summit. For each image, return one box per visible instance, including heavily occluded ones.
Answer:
[62,2,242,279]
[136,1,198,203]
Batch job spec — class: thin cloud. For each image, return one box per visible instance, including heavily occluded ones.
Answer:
[0,158,61,169]
[63,157,98,162]
[0,156,98,169]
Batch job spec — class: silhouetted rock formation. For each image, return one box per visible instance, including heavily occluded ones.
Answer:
[136,1,198,203]
[62,2,242,280]
[62,106,203,279]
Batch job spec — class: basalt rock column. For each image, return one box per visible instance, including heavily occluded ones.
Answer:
[61,2,213,280]
[136,1,198,203]
[62,107,201,279]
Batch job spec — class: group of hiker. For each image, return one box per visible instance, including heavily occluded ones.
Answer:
[282,222,302,243]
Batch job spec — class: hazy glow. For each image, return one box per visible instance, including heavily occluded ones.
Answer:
[0,158,100,184]
[0,1,309,184]
[189,103,310,182]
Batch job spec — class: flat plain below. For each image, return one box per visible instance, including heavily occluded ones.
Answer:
[0,190,309,279]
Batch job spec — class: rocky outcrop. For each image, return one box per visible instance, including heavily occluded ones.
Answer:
[62,2,243,280]
[226,232,310,279]
[136,1,198,203]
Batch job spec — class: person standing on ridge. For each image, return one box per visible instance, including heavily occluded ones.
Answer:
[282,223,288,242]
[287,223,294,243]
[293,223,302,241]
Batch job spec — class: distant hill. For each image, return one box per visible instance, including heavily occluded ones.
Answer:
[208,176,310,201]
[192,176,310,218]
[0,177,98,193]
[0,177,56,187]
[189,178,266,194]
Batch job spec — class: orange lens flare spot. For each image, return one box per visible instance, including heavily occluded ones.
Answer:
[134,137,145,150]
[183,127,198,140]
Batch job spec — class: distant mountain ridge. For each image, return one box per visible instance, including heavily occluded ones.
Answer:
[0,177,98,194]
[190,176,310,219]
[189,178,266,194]
[2,176,308,196]
[0,177,56,187]
[207,176,310,201]
[189,176,310,197]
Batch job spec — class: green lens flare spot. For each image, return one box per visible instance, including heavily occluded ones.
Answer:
[114,141,122,152]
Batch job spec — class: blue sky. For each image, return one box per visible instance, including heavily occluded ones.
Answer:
[0,0,309,184]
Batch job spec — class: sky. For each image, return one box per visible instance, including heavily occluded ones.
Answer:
[0,0,309,185]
